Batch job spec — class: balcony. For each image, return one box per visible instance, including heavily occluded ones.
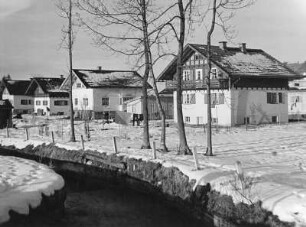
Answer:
[165,79,229,90]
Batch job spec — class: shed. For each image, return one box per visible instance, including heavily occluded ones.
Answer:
[0,99,13,129]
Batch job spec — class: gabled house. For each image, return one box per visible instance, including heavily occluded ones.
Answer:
[1,79,33,114]
[60,68,145,119]
[25,77,69,116]
[158,42,300,126]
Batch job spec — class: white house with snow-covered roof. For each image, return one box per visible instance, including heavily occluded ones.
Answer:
[60,68,145,119]
[158,42,301,126]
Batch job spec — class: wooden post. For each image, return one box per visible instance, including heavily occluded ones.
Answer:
[6,123,9,138]
[25,128,29,140]
[113,137,118,154]
[152,141,157,159]
[51,131,55,143]
[192,147,200,170]
[81,135,85,150]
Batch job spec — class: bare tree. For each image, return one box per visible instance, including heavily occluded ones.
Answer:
[77,0,177,151]
[203,0,255,156]
[55,0,77,142]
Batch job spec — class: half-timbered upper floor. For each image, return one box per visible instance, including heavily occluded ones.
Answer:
[158,42,301,91]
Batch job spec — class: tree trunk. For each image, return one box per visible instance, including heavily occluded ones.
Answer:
[150,67,168,152]
[205,0,217,156]
[68,0,76,142]
[176,0,191,155]
[140,0,151,149]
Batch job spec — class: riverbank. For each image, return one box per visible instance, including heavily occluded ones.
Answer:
[0,139,295,227]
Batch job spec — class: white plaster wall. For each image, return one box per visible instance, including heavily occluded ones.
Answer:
[2,92,33,112]
[92,88,142,112]
[231,88,288,125]
[49,97,70,115]
[72,88,94,111]
[34,97,50,115]
[288,91,306,117]
[181,90,232,126]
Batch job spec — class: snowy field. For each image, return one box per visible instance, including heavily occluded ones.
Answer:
[0,116,306,226]
[0,156,64,224]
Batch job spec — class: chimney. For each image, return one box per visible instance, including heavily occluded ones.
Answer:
[97,66,102,71]
[219,41,227,50]
[60,75,64,79]
[240,43,247,53]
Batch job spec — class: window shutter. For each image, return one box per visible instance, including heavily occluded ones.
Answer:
[267,92,271,104]
[204,94,208,104]
[190,94,196,104]
[219,93,224,104]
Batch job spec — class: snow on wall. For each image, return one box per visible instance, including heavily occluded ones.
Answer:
[0,155,64,224]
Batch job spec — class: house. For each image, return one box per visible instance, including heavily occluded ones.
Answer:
[60,68,145,119]
[25,77,69,116]
[158,42,300,126]
[126,89,174,120]
[1,79,33,114]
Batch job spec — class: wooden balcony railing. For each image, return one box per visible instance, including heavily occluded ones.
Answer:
[165,79,229,90]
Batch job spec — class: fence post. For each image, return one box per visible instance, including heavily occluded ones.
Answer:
[6,123,9,138]
[192,147,200,170]
[81,135,85,150]
[113,137,118,154]
[25,128,29,140]
[152,141,157,159]
[51,131,55,143]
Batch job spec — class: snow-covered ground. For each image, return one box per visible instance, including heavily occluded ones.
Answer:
[1,115,306,226]
[0,156,64,224]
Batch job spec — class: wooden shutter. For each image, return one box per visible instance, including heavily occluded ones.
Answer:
[204,94,208,104]
[219,93,224,104]
[190,94,196,104]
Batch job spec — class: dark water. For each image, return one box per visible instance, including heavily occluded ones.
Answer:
[3,177,206,227]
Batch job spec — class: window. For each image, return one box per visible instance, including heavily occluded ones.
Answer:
[212,118,218,124]
[54,100,68,106]
[183,93,196,104]
[76,83,82,88]
[211,68,217,79]
[102,97,109,106]
[75,98,78,105]
[183,70,191,81]
[294,83,300,87]
[43,101,48,106]
[204,93,224,105]
[83,98,88,106]
[36,100,41,105]
[185,116,191,123]
[196,69,203,80]
[267,92,285,104]
[21,100,28,105]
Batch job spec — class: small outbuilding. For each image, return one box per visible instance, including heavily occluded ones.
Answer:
[0,99,13,129]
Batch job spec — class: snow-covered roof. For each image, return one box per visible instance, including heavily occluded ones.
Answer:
[73,69,144,88]
[158,43,300,80]
[3,80,31,96]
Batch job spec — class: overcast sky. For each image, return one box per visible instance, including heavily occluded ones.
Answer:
[0,0,306,80]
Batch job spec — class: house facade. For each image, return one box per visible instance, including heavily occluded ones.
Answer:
[158,42,299,126]
[25,77,69,116]
[1,80,33,114]
[60,68,144,119]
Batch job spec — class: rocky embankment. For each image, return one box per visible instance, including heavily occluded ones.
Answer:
[0,143,294,227]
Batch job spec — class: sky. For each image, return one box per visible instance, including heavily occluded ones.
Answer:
[0,0,306,80]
